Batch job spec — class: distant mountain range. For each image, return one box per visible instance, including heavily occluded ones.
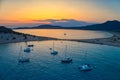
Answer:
[49,19,93,27]
[32,19,93,27]
[79,20,120,30]
[11,20,120,31]
[16,25,63,29]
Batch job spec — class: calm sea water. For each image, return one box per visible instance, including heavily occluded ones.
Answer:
[14,29,112,39]
[0,29,120,80]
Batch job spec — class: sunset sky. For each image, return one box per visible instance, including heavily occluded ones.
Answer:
[0,0,120,27]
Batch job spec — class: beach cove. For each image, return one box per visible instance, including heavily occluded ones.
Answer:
[0,28,120,47]
[14,29,120,47]
[0,28,120,80]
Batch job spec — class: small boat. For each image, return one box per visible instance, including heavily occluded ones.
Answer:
[79,52,92,71]
[18,58,30,62]
[79,64,92,71]
[24,47,31,53]
[61,33,72,63]
[50,41,58,55]
[61,45,72,63]
[25,42,34,50]
[51,50,58,55]
[61,57,72,63]
[27,44,34,47]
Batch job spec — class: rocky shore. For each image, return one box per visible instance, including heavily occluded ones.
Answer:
[0,33,57,44]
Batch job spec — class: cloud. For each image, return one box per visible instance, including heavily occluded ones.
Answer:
[0,19,19,23]
[32,19,94,27]
[0,19,95,27]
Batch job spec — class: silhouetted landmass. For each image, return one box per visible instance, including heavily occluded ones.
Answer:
[0,26,13,33]
[79,20,120,31]
[1,25,120,47]
[34,25,63,29]
[0,26,58,44]
[15,25,63,29]
[15,20,120,31]
[0,26,33,35]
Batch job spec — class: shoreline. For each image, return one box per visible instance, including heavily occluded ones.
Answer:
[65,31,120,47]
[0,32,58,44]
[0,31,120,47]
[0,38,58,44]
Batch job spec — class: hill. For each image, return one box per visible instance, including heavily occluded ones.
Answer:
[34,25,63,29]
[15,25,64,29]
[0,26,57,44]
[15,20,120,31]
[0,26,13,33]
[79,20,120,31]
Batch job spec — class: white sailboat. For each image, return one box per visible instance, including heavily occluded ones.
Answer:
[79,64,92,71]
[50,41,58,55]
[78,52,92,71]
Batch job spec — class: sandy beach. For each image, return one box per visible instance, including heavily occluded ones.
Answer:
[0,32,57,44]
[0,30,120,47]
[65,31,120,47]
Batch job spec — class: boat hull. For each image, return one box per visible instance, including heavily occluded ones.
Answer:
[18,58,30,63]
[51,51,58,55]
[61,59,72,63]
[79,64,92,71]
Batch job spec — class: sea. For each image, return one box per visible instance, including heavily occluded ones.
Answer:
[0,29,120,80]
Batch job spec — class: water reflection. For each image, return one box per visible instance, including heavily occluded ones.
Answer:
[14,29,112,39]
[0,39,120,80]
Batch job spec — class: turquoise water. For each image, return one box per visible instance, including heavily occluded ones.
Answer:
[0,41,120,80]
[0,30,120,80]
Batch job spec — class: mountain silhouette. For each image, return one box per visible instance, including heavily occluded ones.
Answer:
[0,26,13,33]
[34,25,62,29]
[79,20,120,30]
[15,20,120,31]
[32,19,93,27]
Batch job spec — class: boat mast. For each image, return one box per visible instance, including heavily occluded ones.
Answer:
[52,41,54,51]
[83,51,87,63]
[64,33,67,59]
[18,46,23,60]
[25,41,28,46]
[53,41,54,51]
[64,45,67,59]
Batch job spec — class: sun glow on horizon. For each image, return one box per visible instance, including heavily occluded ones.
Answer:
[0,0,120,27]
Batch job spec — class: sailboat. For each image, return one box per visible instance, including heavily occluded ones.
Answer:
[27,44,34,47]
[61,33,72,63]
[18,46,30,63]
[24,41,34,47]
[79,64,92,71]
[61,45,72,63]
[78,52,92,71]
[50,41,58,55]
[25,41,34,51]
[24,47,31,52]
